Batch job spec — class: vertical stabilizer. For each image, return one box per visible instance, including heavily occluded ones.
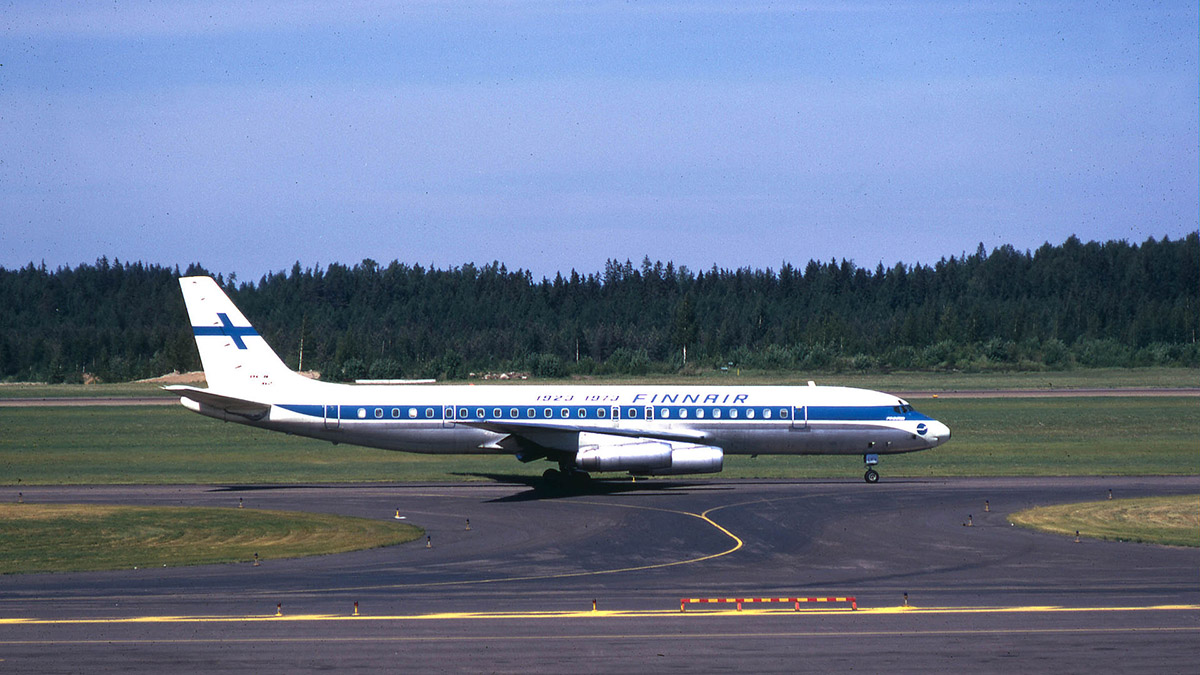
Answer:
[179,276,303,394]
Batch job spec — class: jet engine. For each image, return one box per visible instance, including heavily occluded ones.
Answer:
[574,433,724,475]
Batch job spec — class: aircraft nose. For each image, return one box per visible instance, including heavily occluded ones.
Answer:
[928,420,951,445]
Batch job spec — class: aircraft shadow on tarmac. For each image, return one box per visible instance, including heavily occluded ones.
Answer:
[451,472,725,502]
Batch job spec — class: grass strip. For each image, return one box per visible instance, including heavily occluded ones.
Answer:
[0,504,422,574]
[1,397,1197,484]
[1009,495,1200,547]
[2,367,1197,398]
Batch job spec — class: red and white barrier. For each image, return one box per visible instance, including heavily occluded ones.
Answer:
[680,596,857,612]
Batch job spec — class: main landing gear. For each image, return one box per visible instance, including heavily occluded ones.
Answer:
[863,453,880,483]
[542,466,592,488]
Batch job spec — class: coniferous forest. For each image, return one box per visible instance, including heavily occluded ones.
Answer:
[1,234,1196,383]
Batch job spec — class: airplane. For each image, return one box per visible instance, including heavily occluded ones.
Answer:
[167,276,950,484]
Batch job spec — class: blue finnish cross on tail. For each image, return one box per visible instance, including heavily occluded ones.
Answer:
[192,312,258,350]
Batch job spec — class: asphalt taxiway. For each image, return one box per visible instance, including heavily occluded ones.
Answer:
[2,477,1197,673]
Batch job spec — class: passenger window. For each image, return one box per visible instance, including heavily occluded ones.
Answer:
[713,409,721,419]
[747,409,755,419]
[697,409,705,419]
[409,408,418,418]
[425,408,434,418]
[577,408,587,418]
[660,408,670,418]
[562,408,570,418]
[730,409,738,419]
[628,408,638,418]
[358,408,367,419]
[680,409,688,419]
[527,408,536,418]
[459,408,469,418]
[544,407,552,418]
[391,408,400,419]
[780,408,789,419]
[598,408,607,418]
[374,408,383,419]
[493,408,502,418]
[476,408,485,418]
[764,409,772,419]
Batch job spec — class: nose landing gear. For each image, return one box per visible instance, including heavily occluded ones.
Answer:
[863,453,880,483]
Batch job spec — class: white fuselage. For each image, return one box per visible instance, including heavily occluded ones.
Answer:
[182,381,950,457]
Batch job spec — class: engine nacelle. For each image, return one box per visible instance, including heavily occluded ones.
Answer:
[575,433,724,475]
[576,439,673,472]
[645,445,724,475]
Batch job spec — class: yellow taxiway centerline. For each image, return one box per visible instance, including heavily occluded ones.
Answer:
[1,604,1197,625]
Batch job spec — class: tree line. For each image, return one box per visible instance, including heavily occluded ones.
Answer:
[1,234,1196,383]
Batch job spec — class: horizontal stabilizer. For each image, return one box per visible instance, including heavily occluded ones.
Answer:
[164,385,271,421]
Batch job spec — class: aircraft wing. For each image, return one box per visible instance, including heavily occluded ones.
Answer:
[461,419,710,456]
[466,419,708,443]
[163,385,271,421]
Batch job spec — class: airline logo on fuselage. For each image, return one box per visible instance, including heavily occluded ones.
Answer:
[533,392,752,404]
[631,392,749,404]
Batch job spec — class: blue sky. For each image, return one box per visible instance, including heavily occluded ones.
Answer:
[3,1,1197,281]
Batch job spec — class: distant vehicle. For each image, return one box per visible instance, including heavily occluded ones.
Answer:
[168,276,950,483]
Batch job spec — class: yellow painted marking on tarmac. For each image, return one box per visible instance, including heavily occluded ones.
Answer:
[305,498,748,594]
[869,604,1200,615]
[0,491,781,604]
[2,604,1196,625]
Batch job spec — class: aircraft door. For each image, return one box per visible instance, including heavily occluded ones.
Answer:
[443,405,456,428]
[324,405,340,430]
[791,405,808,430]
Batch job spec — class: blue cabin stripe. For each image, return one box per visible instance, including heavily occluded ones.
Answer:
[275,403,929,423]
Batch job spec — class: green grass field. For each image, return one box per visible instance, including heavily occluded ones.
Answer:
[2,366,1196,398]
[0,503,423,573]
[1009,495,1200,547]
[2,397,1197,484]
[3,394,1194,574]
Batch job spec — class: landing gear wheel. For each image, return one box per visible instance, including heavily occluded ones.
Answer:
[542,468,561,482]
[864,468,880,483]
